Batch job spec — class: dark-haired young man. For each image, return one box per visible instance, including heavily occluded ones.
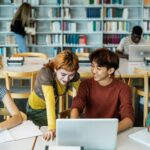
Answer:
[116,25,147,59]
[71,48,134,132]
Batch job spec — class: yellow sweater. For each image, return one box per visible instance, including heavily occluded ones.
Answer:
[29,79,80,130]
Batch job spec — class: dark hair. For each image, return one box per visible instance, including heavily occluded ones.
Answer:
[132,26,143,36]
[89,48,119,70]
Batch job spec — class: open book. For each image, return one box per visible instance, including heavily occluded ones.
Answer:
[0,120,42,143]
[128,128,150,147]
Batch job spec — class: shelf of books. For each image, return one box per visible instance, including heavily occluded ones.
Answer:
[0,1,17,57]
[62,0,102,60]
[103,0,143,51]
[143,0,150,43]
[0,0,149,59]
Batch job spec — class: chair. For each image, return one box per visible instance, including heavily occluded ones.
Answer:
[12,52,48,59]
[115,70,132,86]
[5,71,37,116]
[5,71,37,99]
[133,68,149,126]
[12,52,47,88]
[59,109,71,118]
[76,52,89,58]
[58,87,77,118]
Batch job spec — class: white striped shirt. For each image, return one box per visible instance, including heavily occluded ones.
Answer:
[117,35,146,55]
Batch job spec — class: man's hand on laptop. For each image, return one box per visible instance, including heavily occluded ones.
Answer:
[43,129,56,141]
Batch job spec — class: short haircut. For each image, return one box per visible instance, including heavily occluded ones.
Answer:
[45,50,79,72]
[132,26,143,36]
[89,48,119,70]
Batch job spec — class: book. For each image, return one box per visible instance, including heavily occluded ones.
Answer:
[79,35,87,45]
[128,128,150,147]
[7,57,24,66]
[5,35,16,45]
[0,120,42,144]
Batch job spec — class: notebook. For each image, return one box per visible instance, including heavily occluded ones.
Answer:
[0,120,42,143]
[129,45,150,62]
[56,119,118,150]
[128,128,150,147]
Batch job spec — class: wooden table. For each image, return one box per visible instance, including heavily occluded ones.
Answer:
[0,57,48,78]
[1,57,146,79]
[79,58,148,78]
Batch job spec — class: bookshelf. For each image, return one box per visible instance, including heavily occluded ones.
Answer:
[0,0,149,58]
[62,0,102,55]
[103,0,143,51]
[143,0,150,42]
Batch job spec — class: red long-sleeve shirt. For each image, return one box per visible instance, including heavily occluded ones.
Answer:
[72,78,134,123]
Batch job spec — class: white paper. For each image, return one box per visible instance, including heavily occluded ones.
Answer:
[128,128,150,147]
[0,130,13,143]
[0,120,43,143]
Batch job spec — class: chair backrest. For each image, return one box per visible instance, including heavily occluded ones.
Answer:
[12,52,48,59]
[59,109,71,118]
[58,87,77,118]
[5,71,37,99]
[134,67,149,126]
[115,70,132,86]
[76,52,89,58]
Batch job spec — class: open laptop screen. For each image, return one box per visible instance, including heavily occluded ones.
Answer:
[56,119,118,150]
[129,45,150,62]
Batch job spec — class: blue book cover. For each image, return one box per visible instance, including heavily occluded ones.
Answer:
[0,48,3,55]
[72,47,76,53]
[57,0,61,5]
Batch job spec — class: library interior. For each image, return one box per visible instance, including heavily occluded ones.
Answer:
[1,0,150,150]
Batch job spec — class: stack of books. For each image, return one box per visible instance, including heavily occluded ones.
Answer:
[7,57,24,66]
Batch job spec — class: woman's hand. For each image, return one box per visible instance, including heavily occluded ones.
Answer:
[43,129,56,141]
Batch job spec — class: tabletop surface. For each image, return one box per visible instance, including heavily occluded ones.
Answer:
[0,57,48,78]
[4,57,48,73]
[1,58,150,78]
[0,137,35,150]
[79,58,150,78]
[33,127,150,150]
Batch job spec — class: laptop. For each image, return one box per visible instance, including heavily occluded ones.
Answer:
[56,119,118,150]
[129,44,150,62]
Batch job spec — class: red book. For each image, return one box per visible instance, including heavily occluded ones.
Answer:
[79,35,87,45]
